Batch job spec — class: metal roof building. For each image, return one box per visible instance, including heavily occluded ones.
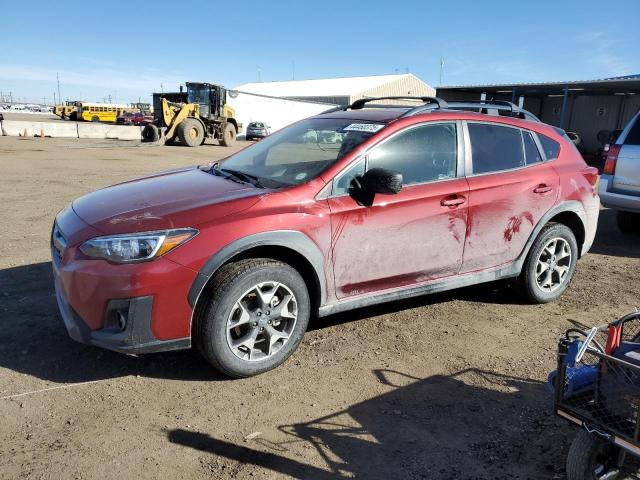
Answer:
[437,75,640,155]
[235,74,435,107]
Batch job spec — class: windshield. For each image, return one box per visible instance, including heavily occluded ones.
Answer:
[187,84,209,104]
[220,118,385,187]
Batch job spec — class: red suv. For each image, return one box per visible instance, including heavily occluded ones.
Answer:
[52,97,600,377]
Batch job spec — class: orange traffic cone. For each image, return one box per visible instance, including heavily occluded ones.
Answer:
[22,128,28,137]
[39,128,44,139]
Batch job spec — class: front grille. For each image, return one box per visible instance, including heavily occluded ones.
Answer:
[51,223,67,262]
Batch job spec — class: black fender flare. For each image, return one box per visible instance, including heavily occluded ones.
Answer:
[187,230,326,308]
[513,200,587,271]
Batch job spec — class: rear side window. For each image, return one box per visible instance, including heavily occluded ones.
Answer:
[539,134,560,160]
[624,116,640,145]
[523,131,543,164]
[468,123,525,174]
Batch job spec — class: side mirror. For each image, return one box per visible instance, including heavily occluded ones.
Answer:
[356,168,403,195]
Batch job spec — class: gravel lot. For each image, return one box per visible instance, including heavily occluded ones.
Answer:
[0,136,638,479]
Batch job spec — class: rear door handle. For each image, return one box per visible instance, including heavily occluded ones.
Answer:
[533,184,553,194]
[440,195,466,207]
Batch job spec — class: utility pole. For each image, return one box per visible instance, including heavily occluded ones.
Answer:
[53,92,57,105]
[56,72,61,105]
[108,94,112,103]
[439,57,445,86]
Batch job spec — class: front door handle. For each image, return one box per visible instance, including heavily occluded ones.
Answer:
[533,184,553,194]
[440,195,466,207]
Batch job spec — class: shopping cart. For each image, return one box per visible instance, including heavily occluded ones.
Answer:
[553,311,640,480]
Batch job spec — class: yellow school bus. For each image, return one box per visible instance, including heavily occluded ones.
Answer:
[78,103,136,122]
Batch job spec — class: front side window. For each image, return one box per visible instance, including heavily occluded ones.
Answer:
[332,158,365,196]
[469,123,525,174]
[367,123,457,185]
[219,118,385,187]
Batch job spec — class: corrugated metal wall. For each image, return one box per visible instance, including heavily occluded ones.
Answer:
[285,95,350,106]
[353,75,436,104]
[539,95,640,152]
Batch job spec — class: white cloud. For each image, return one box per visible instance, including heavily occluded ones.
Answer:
[0,64,184,92]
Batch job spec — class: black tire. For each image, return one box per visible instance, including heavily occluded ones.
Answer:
[616,210,640,234]
[246,136,253,141]
[91,115,100,122]
[176,118,204,147]
[141,124,160,142]
[566,430,621,480]
[195,258,310,378]
[69,112,77,121]
[518,222,578,303]
[220,122,237,147]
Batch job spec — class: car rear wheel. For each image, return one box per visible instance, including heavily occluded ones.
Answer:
[91,115,100,122]
[195,258,310,378]
[176,118,204,147]
[519,222,578,303]
[616,210,640,234]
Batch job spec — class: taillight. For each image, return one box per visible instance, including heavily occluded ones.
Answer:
[581,166,599,187]
[603,144,621,175]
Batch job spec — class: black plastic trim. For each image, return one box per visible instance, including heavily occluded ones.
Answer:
[187,230,326,308]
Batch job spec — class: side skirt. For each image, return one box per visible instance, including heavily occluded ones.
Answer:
[318,263,521,317]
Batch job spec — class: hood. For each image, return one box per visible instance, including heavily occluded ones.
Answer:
[72,167,268,234]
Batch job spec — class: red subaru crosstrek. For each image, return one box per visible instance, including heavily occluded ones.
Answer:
[52,97,600,377]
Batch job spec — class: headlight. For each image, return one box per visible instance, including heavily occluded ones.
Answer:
[79,228,198,263]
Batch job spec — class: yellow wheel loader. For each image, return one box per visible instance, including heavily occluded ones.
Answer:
[142,83,240,147]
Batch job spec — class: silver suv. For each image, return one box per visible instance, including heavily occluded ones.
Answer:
[599,110,640,233]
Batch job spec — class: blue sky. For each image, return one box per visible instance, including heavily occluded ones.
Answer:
[1,0,638,104]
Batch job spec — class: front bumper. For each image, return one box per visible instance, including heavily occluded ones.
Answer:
[51,209,195,354]
[54,275,190,354]
[599,175,640,213]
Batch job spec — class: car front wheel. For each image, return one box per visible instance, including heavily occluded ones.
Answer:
[195,258,310,378]
[519,222,578,303]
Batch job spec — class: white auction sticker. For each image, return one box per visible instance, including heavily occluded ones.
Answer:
[343,123,385,133]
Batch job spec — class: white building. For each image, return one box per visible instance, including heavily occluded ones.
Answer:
[230,74,436,136]
[235,74,435,107]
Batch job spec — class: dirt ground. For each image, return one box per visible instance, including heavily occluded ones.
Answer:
[0,135,638,480]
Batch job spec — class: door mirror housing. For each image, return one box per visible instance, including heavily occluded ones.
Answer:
[356,168,403,195]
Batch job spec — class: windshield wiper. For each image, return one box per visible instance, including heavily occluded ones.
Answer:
[203,163,247,185]
[220,168,265,189]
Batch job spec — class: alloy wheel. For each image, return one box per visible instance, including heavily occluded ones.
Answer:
[226,281,298,361]
[535,237,572,293]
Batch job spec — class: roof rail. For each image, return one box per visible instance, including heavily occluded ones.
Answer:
[402,100,540,121]
[348,96,449,111]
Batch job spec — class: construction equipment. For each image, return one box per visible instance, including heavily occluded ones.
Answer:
[142,82,240,147]
[53,101,82,120]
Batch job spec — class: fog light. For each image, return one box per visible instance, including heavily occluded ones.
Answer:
[117,311,127,331]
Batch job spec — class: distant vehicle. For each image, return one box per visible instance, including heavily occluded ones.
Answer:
[77,102,133,123]
[142,82,240,147]
[245,121,270,140]
[116,111,154,126]
[130,102,152,115]
[599,110,640,233]
[10,104,26,111]
[52,96,599,378]
[54,101,82,120]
